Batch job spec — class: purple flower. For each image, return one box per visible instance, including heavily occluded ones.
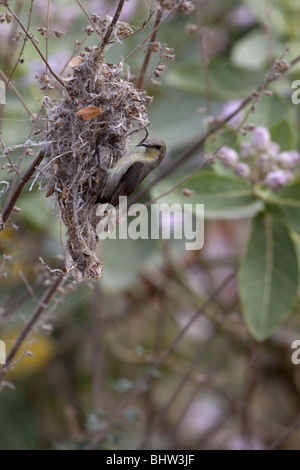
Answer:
[250,127,271,152]
[240,142,254,159]
[235,162,251,178]
[218,146,239,167]
[277,150,300,170]
[219,100,243,127]
[264,170,293,191]
[257,153,271,165]
[268,142,280,159]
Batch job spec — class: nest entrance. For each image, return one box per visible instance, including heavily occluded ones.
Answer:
[41,47,149,281]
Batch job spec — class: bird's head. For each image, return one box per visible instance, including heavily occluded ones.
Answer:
[137,138,166,164]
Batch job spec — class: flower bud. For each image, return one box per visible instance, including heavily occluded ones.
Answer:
[277,150,300,170]
[218,146,239,167]
[235,162,251,178]
[240,142,254,159]
[250,127,271,152]
[264,170,293,191]
[268,142,280,159]
[257,153,271,166]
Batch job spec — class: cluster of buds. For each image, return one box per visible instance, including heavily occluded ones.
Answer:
[0,11,12,23]
[148,43,175,85]
[217,126,300,191]
[115,21,133,39]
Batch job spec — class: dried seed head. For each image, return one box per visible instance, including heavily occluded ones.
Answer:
[54,29,65,38]
[142,95,154,104]
[161,1,176,10]
[149,41,162,53]
[153,64,165,77]
[0,12,12,23]
[83,25,94,35]
[115,22,133,39]
[179,1,195,14]
[186,23,198,34]
[163,53,175,61]
[37,27,47,36]
[181,188,194,197]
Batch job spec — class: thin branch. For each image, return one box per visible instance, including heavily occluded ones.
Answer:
[136,6,163,90]
[122,1,184,64]
[0,149,44,231]
[98,0,125,54]
[0,69,32,116]
[5,4,64,87]
[0,281,44,319]
[0,342,32,375]
[59,34,90,76]
[120,8,154,42]
[267,413,300,450]
[137,342,209,449]
[75,0,101,37]
[6,0,34,88]
[0,276,64,383]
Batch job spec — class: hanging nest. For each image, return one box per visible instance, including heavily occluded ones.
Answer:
[41,46,149,281]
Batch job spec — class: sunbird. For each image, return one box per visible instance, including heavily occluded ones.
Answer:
[95,138,166,206]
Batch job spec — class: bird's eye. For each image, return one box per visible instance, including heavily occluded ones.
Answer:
[153,144,162,150]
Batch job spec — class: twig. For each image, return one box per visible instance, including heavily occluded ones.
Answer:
[5,0,34,89]
[59,34,90,76]
[0,281,44,319]
[0,276,64,383]
[0,342,33,379]
[5,4,64,87]
[267,413,300,450]
[98,0,125,54]
[120,8,154,42]
[136,6,163,90]
[122,1,184,64]
[1,107,44,230]
[0,149,44,231]
[137,341,209,449]
[0,69,32,116]
[76,0,101,37]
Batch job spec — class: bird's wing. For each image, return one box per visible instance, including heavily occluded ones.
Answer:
[109,161,146,206]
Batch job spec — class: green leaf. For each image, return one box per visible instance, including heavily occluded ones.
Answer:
[238,213,299,341]
[146,90,222,152]
[243,0,286,36]
[165,60,265,100]
[245,94,296,130]
[270,116,297,150]
[231,30,269,71]
[152,172,263,219]
[265,183,300,235]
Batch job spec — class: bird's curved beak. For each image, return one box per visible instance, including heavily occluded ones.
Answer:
[136,142,151,148]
